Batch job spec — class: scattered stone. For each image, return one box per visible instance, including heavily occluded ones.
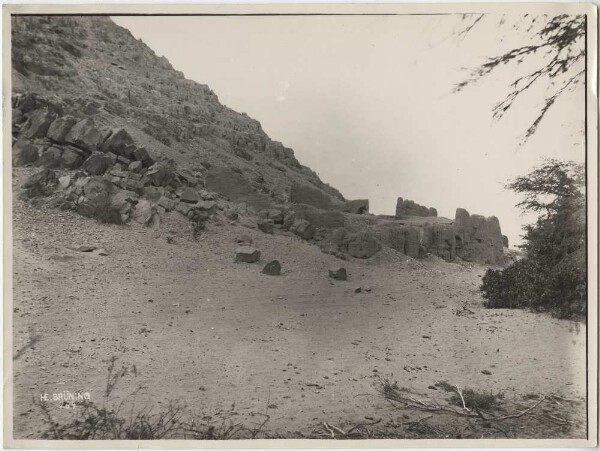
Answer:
[235,246,261,263]
[354,287,362,293]
[481,370,492,375]
[262,260,281,276]
[258,219,275,234]
[328,267,347,281]
[94,249,109,256]
[364,286,372,292]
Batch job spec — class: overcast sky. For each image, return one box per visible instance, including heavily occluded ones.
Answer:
[113,14,585,247]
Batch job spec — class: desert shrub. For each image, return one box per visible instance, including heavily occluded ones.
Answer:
[480,160,586,319]
[436,381,503,411]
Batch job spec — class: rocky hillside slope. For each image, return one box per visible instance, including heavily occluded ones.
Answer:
[11,15,510,266]
[11,15,344,204]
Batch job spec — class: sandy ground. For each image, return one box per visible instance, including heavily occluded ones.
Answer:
[10,172,587,439]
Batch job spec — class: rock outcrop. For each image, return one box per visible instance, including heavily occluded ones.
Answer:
[453,208,504,265]
[395,197,437,218]
[290,182,339,210]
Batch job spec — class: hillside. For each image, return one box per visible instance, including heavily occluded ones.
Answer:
[12,15,345,203]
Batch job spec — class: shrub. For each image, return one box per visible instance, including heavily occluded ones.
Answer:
[480,160,586,319]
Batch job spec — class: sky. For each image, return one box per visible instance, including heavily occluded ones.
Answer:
[113,14,586,248]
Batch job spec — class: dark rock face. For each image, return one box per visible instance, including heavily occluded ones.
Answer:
[235,246,261,263]
[502,235,509,248]
[453,208,504,265]
[12,140,39,166]
[290,182,337,210]
[262,260,281,276]
[395,197,437,218]
[337,199,369,215]
[328,267,347,281]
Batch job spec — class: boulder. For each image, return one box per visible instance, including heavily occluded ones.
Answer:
[342,231,381,259]
[145,164,175,187]
[290,219,315,240]
[328,267,347,281]
[101,128,135,156]
[81,151,113,176]
[35,146,63,168]
[47,115,77,143]
[59,147,85,170]
[262,260,281,276]
[76,177,122,223]
[235,246,261,263]
[258,219,274,234]
[12,140,39,166]
[21,109,57,139]
[21,168,57,197]
[64,118,102,153]
[502,235,509,248]
[179,187,200,204]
